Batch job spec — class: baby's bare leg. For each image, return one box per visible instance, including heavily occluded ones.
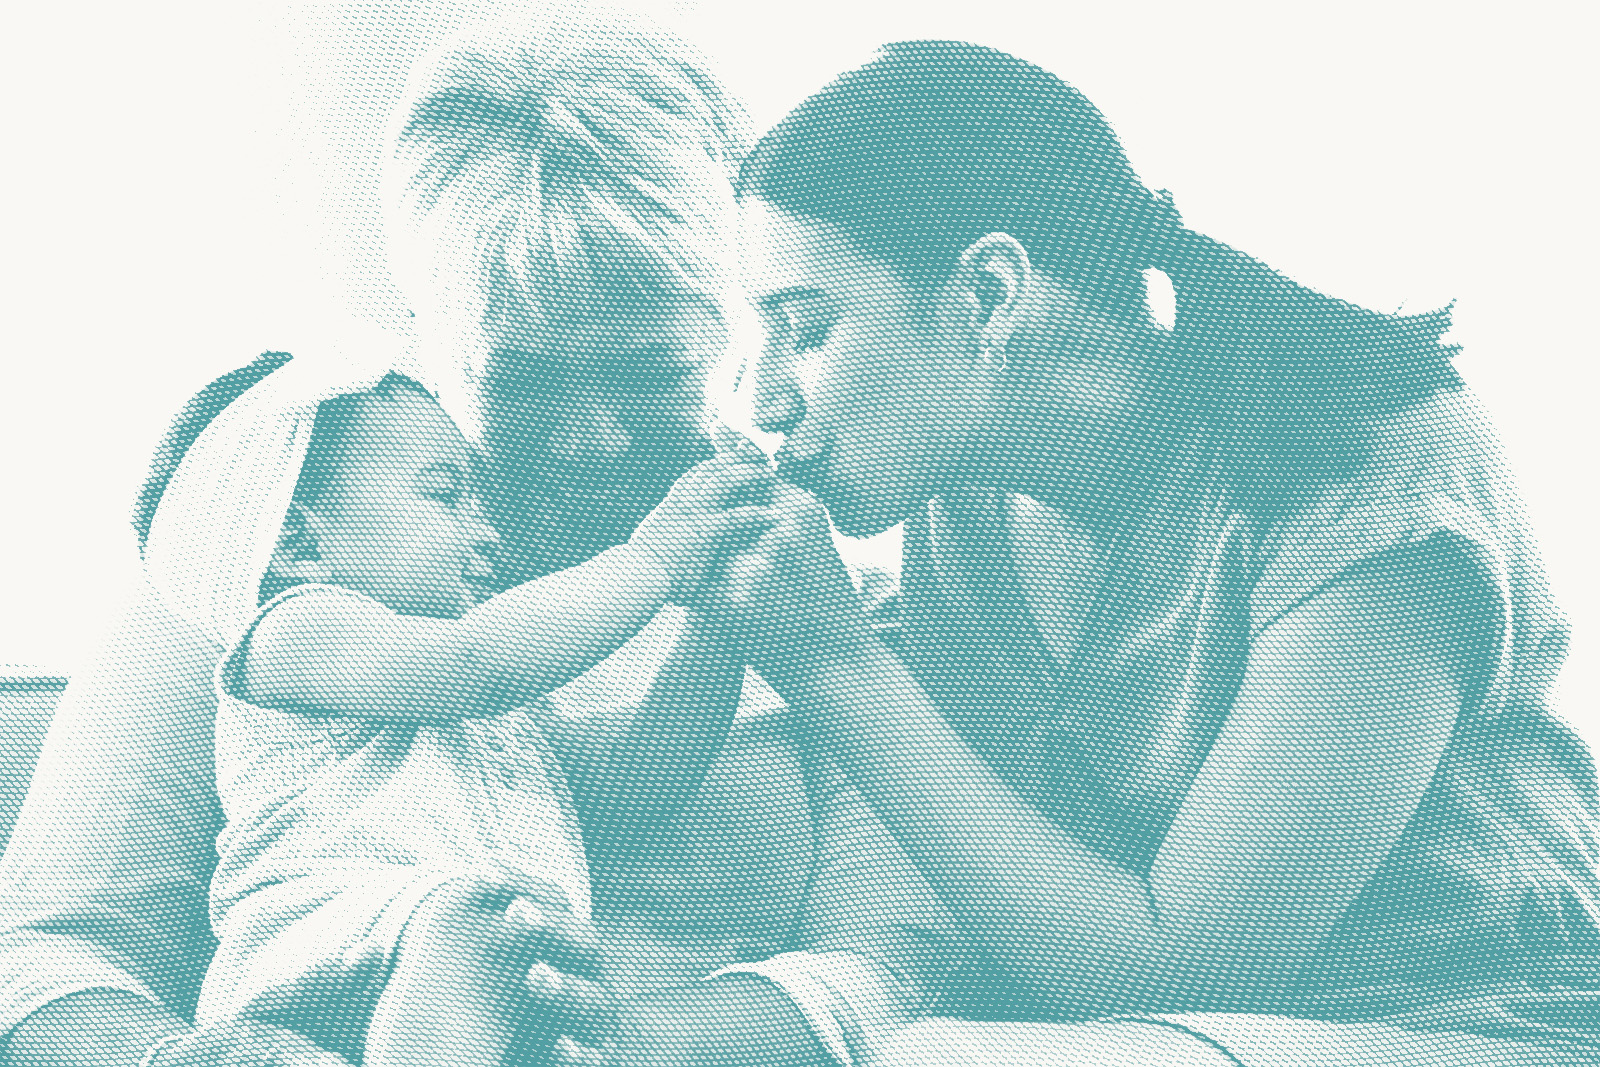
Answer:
[365,875,616,1067]
[365,893,522,1067]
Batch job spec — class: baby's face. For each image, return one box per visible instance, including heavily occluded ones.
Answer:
[312,390,500,618]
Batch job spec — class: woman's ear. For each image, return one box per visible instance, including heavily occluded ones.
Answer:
[265,503,334,589]
[945,232,1034,368]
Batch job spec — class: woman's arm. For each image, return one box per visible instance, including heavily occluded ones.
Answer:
[4,994,349,1067]
[0,583,356,1067]
[562,612,747,877]
[759,541,1495,1017]
[0,585,221,1061]
[603,976,832,1067]
[242,543,676,721]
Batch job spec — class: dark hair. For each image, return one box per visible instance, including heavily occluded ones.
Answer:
[739,40,1461,507]
[133,352,293,552]
[291,372,435,506]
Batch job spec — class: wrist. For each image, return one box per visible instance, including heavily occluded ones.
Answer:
[612,978,830,1067]
[759,630,888,701]
[613,541,682,602]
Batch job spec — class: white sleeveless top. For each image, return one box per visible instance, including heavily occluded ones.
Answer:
[901,385,1600,1045]
[199,583,590,1051]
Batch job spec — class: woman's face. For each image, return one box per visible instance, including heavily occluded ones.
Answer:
[482,295,725,564]
[740,199,996,537]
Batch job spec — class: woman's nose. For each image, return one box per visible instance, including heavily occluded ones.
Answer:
[748,355,806,436]
[546,396,632,464]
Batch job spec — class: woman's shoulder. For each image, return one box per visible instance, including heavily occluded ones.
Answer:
[1249,385,1532,636]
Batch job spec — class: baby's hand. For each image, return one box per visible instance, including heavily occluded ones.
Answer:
[628,456,779,600]
[698,482,873,671]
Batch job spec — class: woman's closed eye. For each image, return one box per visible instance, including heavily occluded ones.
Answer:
[789,308,835,353]
[763,292,840,355]
[417,463,466,507]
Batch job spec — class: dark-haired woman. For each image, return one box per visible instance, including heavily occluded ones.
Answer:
[710,39,1600,1065]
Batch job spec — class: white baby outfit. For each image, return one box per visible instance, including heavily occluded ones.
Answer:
[197,583,590,1061]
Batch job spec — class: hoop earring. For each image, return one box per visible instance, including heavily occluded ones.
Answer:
[981,345,1008,372]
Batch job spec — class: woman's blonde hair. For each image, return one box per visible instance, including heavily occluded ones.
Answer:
[386,5,748,355]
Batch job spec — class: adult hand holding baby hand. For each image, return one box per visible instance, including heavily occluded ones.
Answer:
[698,481,874,679]
[628,455,779,601]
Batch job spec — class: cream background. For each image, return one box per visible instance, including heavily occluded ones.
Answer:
[2,0,1594,744]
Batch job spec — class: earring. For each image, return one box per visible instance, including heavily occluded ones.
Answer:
[1142,267,1177,332]
[981,345,1008,371]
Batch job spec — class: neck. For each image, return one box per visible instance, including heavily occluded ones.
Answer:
[965,403,1216,544]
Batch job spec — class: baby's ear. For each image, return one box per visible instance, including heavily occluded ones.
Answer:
[265,502,333,588]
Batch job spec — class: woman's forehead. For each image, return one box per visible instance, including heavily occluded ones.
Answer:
[739,198,896,304]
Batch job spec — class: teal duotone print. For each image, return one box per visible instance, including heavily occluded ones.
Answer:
[0,8,1594,1067]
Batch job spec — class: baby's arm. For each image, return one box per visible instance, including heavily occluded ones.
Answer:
[239,457,774,721]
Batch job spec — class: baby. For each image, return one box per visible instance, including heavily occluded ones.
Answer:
[185,367,776,1065]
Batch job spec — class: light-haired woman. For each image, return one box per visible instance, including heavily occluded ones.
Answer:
[0,12,945,1067]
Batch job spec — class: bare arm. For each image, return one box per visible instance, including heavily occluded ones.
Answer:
[4,996,351,1067]
[563,613,747,880]
[243,456,776,722]
[241,543,675,721]
[0,584,221,1066]
[3,991,185,1067]
[759,541,1494,1016]
[604,977,831,1067]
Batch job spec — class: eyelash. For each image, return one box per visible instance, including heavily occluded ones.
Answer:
[795,323,831,353]
[779,307,835,354]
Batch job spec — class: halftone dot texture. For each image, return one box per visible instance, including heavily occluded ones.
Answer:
[1,18,1597,1067]
[201,582,590,1063]
[141,351,397,651]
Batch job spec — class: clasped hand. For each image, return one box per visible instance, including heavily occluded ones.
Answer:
[625,447,871,672]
